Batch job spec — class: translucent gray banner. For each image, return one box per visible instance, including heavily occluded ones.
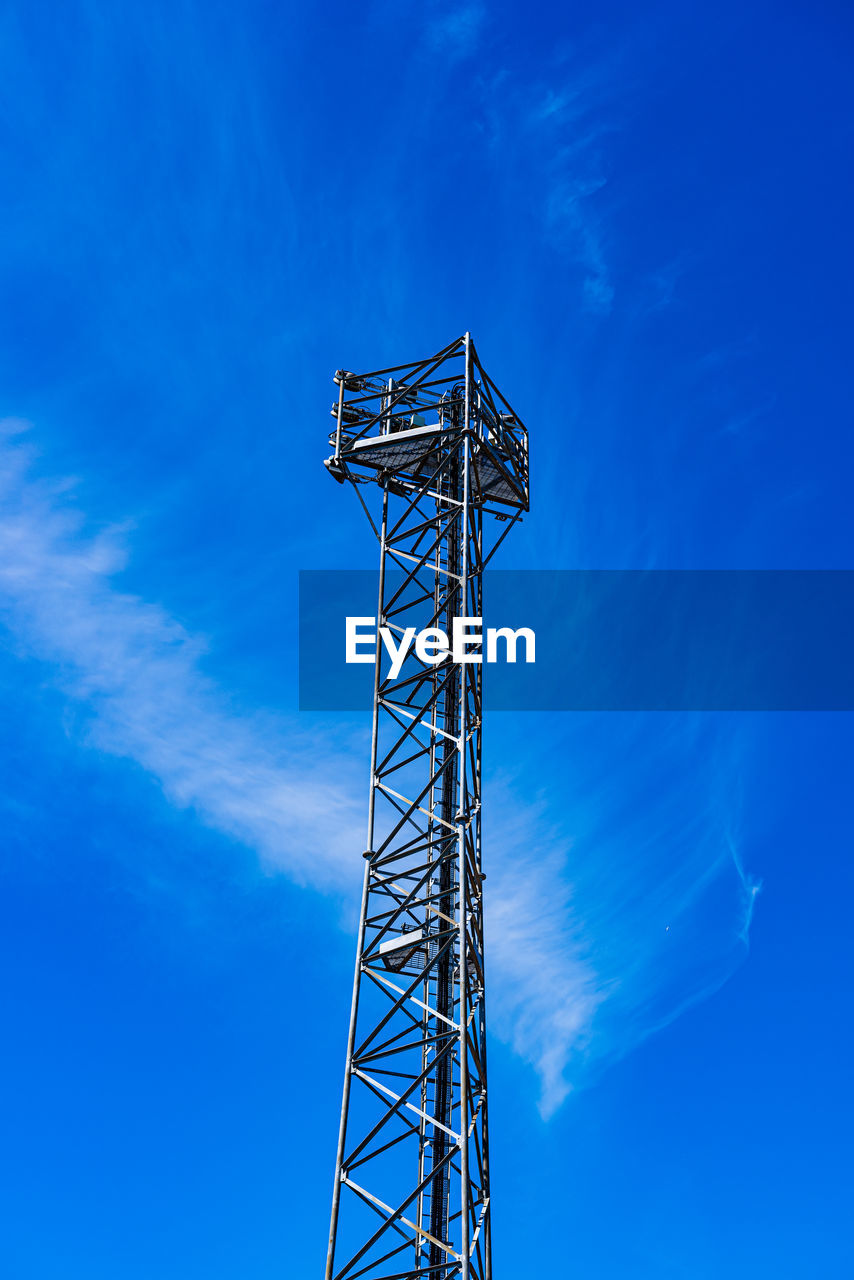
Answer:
[299,570,854,711]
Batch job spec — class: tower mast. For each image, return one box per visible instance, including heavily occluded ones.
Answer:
[323,334,529,1280]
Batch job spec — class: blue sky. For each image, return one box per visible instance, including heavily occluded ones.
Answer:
[1,1,852,1276]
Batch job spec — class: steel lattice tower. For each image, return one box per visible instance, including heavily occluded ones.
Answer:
[323,334,529,1280]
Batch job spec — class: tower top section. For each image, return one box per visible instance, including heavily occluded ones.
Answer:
[324,332,529,512]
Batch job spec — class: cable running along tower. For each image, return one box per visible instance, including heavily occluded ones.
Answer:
[323,335,529,1280]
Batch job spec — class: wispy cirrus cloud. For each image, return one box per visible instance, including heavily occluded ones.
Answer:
[0,419,363,894]
[424,1,485,59]
[485,724,759,1116]
[472,52,623,319]
[0,422,758,1116]
[530,64,622,317]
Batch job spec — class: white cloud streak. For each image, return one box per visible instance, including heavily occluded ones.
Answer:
[424,1,485,60]
[0,420,363,894]
[0,422,758,1115]
[473,56,622,320]
[484,717,760,1115]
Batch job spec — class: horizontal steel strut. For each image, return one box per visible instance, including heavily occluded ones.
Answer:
[324,335,529,1280]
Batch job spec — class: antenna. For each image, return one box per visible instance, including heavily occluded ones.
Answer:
[323,334,529,1280]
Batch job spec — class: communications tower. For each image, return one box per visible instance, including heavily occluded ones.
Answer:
[323,334,529,1280]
